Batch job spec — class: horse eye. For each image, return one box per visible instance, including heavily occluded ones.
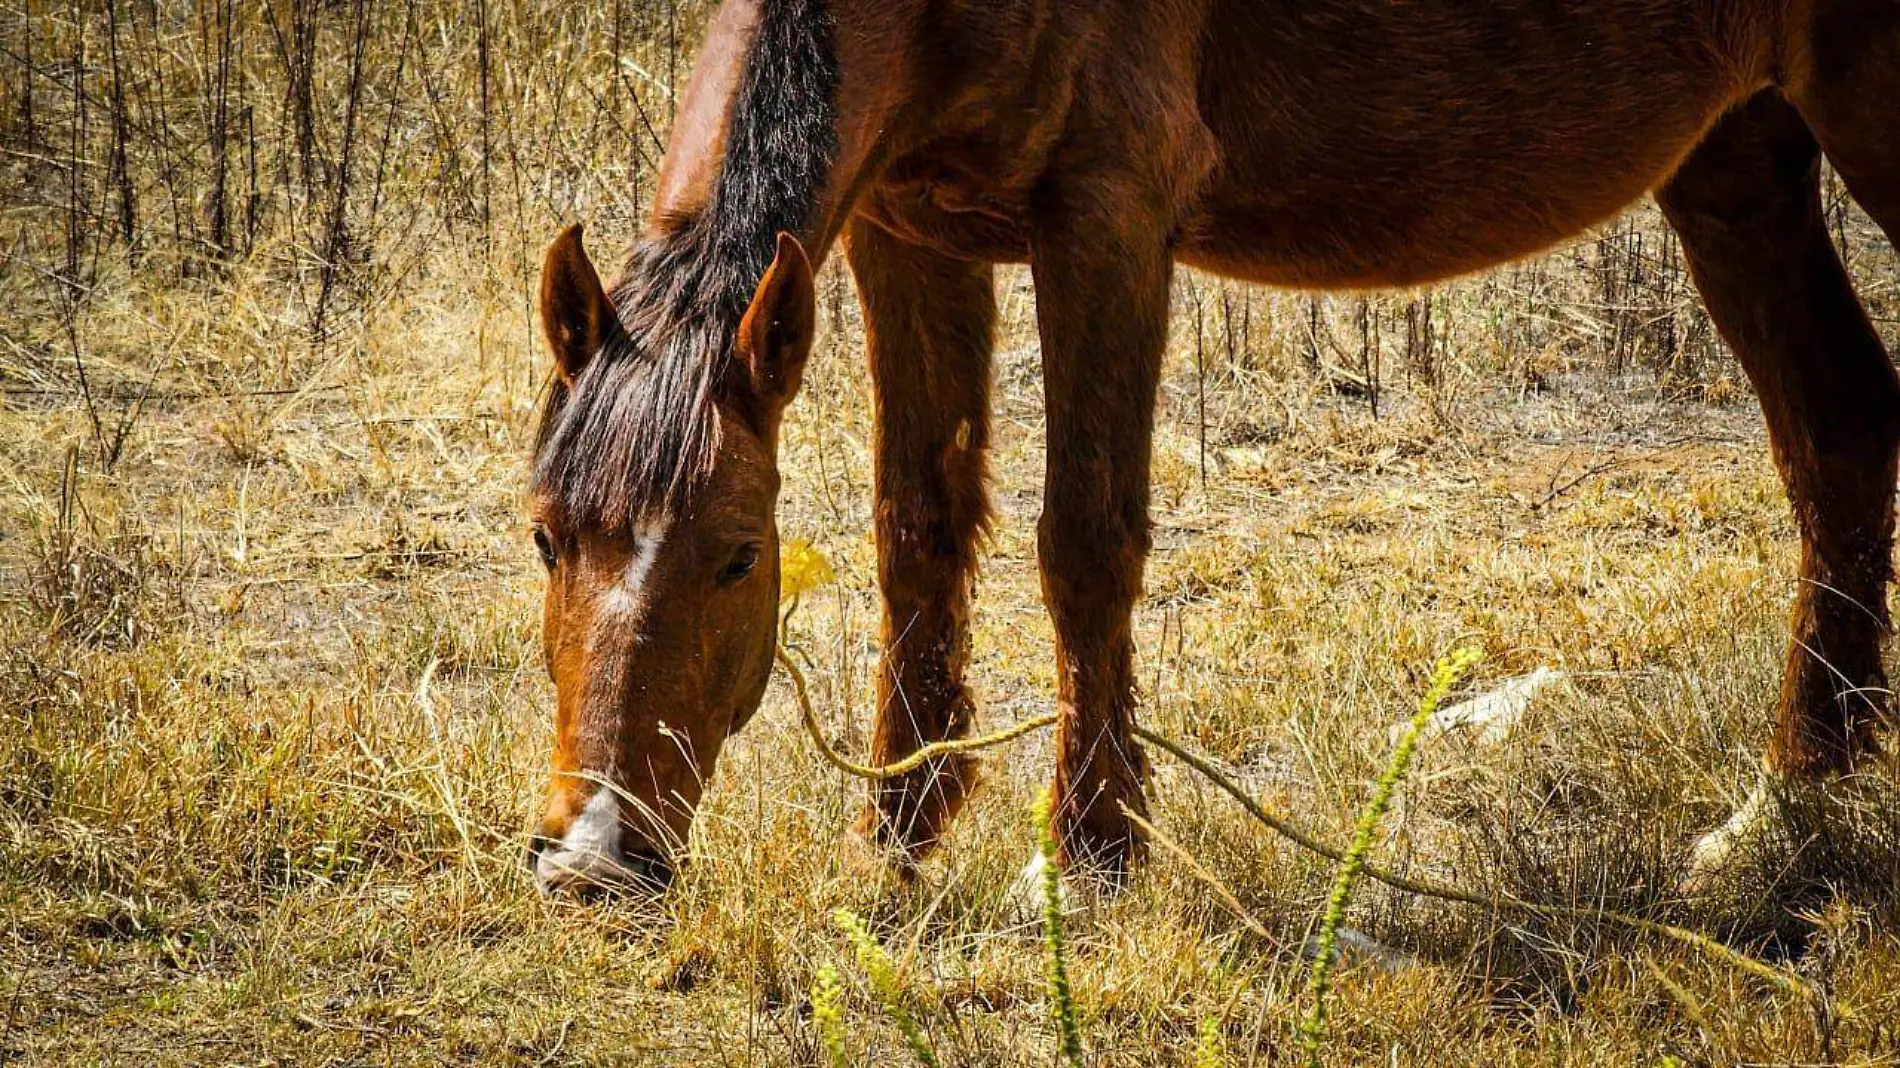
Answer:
[719,544,761,586]
[532,526,558,570]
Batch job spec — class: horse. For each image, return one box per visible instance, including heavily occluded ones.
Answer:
[523,0,1900,896]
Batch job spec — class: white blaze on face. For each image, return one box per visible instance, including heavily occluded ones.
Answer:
[599,518,670,624]
[539,518,678,891]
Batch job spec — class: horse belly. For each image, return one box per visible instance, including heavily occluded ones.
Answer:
[1176,0,1767,288]
[1176,127,1714,289]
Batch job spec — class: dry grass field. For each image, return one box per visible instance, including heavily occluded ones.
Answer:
[7,2,1900,1064]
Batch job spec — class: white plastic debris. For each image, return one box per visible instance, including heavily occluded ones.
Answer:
[1300,926,1417,973]
[1392,666,1564,748]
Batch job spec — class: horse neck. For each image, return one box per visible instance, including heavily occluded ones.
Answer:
[644,0,923,270]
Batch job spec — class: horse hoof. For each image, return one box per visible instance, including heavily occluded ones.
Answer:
[835,826,920,894]
[1680,781,1786,899]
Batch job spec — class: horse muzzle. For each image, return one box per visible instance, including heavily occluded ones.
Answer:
[528,833,674,898]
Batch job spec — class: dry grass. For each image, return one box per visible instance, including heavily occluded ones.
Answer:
[7,1,1900,1064]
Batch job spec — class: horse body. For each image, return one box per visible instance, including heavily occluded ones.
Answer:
[1180,0,1761,286]
[528,0,1900,893]
[854,0,1769,287]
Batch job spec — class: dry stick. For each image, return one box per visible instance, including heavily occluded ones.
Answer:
[313,0,370,341]
[17,0,33,151]
[64,0,85,284]
[103,0,134,247]
[1193,276,1208,495]
[367,0,417,222]
[1131,725,1821,1004]
[243,100,258,254]
[61,293,110,468]
[1530,434,1736,509]
[777,648,1055,781]
[775,648,1818,1001]
[290,0,317,195]
[231,0,255,255]
[1356,297,1379,419]
[204,0,233,257]
[476,0,493,260]
[127,0,185,252]
[53,29,117,477]
[0,967,25,1068]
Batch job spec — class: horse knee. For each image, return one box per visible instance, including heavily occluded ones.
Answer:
[1036,499,1151,618]
[876,491,983,601]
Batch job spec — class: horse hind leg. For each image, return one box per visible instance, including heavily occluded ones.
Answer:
[1657,91,1900,892]
[1775,7,1900,771]
[1790,2,1900,259]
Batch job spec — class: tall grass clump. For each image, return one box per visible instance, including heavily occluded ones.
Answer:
[1299,646,1482,1066]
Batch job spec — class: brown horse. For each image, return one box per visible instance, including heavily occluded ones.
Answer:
[525,0,1899,895]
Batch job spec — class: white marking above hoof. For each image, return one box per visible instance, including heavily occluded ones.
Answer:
[1004,849,1078,928]
[1681,782,1784,898]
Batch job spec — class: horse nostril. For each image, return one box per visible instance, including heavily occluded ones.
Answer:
[625,848,675,893]
[524,833,555,873]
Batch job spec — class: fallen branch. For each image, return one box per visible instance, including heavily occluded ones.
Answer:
[777,643,1821,1003]
[778,647,1055,781]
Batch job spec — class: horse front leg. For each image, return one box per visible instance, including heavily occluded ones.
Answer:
[1030,191,1173,883]
[844,218,998,865]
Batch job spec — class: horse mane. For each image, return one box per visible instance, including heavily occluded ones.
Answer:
[532,0,837,531]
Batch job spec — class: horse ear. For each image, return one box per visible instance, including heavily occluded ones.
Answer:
[539,224,615,384]
[735,232,815,414]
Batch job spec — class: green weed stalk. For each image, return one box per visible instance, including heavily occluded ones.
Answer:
[1194,1014,1228,1068]
[834,909,938,1068]
[811,963,850,1068]
[1299,646,1482,1066]
[1032,792,1085,1067]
